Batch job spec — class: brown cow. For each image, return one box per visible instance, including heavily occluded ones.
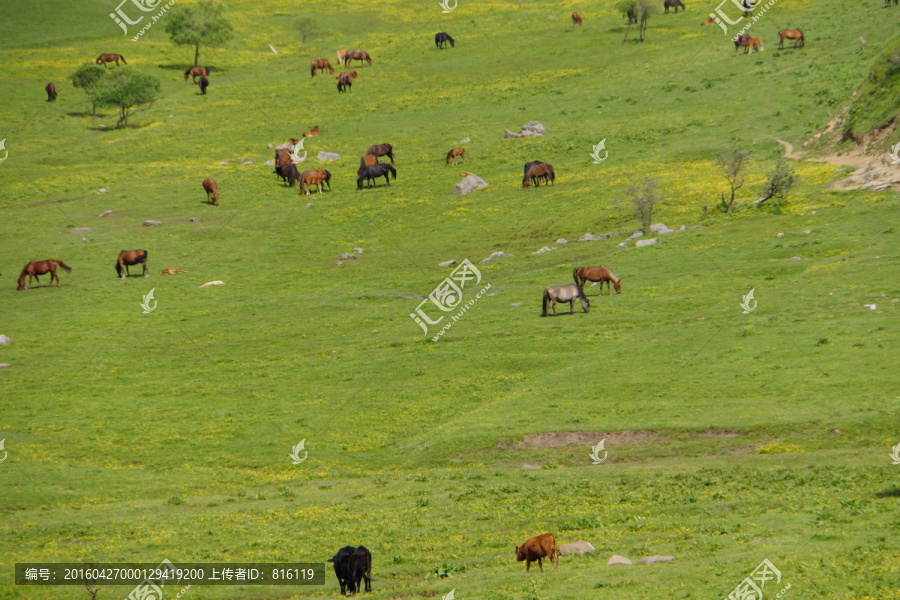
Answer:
[202,177,219,205]
[515,533,559,572]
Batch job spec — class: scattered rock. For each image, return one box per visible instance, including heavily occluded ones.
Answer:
[608,555,632,566]
[439,260,456,268]
[863,304,877,310]
[98,188,110,194]
[680,225,686,231]
[339,253,357,260]
[803,229,812,234]
[532,246,556,254]
[459,137,471,143]
[504,121,545,138]
[649,223,669,233]
[628,230,645,240]
[454,174,489,194]
[304,203,313,209]
[522,464,542,471]
[511,302,524,306]
[658,227,676,235]
[98,210,114,217]
[689,225,701,230]
[560,541,596,555]
[317,151,341,162]
[791,256,802,260]
[830,429,841,435]
[546,14,556,19]
[274,142,292,150]
[199,281,225,287]
[776,232,785,238]
[578,232,614,242]
[189,217,201,223]
[161,269,187,275]
[241,161,254,166]
[353,247,364,254]
[71,227,92,234]
[555,238,568,244]
[638,556,675,564]
[0,335,10,346]
[143,220,162,227]
[486,292,496,297]
[503,129,521,139]
[336,261,344,266]
[635,238,658,247]
[82,238,90,242]
[218,162,229,166]
[618,242,628,248]
[263,159,274,166]
[481,251,510,264]
[0,364,11,369]
[747,538,767,545]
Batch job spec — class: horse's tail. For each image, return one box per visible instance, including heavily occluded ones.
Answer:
[799,31,805,45]
[542,290,550,316]
[310,62,316,77]
[119,55,126,64]
[138,250,148,264]
[573,267,582,288]
[57,261,72,273]
[389,165,397,180]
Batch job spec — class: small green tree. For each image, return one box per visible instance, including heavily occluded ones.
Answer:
[756,159,797,207]
[626,177,662,231]
[90,69,161,128]
[715,148,751,213]
[295,17,320,45]
[164,0,233,66]
[71,63,108,114]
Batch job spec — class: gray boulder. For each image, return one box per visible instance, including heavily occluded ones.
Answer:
[628,230,645,240]
[143,220,162,227]
[638,556,675,564]
[98,210,114,218]
[649,223,669,233]
[608,555,632,566]
[481,251,510,264]
[521,120,545,135]
[440,260,456,268]
[0,334,10,346]
[454,174,488,195]
[338,253,357,260]
[71,227,92,234]
[635,238,658,247]
[618,242,628,248]
[555,238,568,244]
[317,151,341,162]
[559,541,596,555]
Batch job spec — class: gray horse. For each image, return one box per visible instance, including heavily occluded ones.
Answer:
[542,284,590,316]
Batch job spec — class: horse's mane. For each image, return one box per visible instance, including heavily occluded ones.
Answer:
[606,268,619,283]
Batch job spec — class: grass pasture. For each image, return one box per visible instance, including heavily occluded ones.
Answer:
[0,0,898,599]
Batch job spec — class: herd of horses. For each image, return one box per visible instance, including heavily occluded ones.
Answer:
[542,266,622,317]
[12,249,155,291]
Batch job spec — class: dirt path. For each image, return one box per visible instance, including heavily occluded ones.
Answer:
[776,138,899,191]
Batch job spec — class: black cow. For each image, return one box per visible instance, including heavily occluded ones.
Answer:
[328,546,372,595]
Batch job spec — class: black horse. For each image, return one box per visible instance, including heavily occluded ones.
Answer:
[198,76,209,95]
[435,32,455,49]
[664,0,685,13]
[357,163,397,189]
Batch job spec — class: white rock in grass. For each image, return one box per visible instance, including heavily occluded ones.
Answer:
[638,556,675,564]
[635,238,658,247]
[439,260,456,268]
[608,555,632,566]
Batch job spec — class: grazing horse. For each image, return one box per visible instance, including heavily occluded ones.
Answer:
[435,32,455,48]
[303,125,321,137]
[96,53,126,67]
[573,265,622,295]
[542,285,589,316]
[17,260,71,290]
[734,34,763,54]
[202,177,218,205]
[357,163,396,189]
[310,59,335,77]
[337,71,355,92]
[275,148,293,184]
[358,154,378,176]
[523,162,555,188]
[367,143,394,164]
[664,0,685,13]
[184,66,208,81]
[778,29,805,49]
[115,250,149,278]
[45,82,57,101]
[299,170,330,195]
[346,50,373,66]
[446,148,465,165]
[198,76,209,94]
[336,50,349,66]
[571,12,583,25]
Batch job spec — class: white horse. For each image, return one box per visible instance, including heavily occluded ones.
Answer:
[542,284,590,316]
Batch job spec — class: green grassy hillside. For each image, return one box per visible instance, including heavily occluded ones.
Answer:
[1,0,898,599]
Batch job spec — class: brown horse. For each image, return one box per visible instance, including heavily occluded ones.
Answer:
[17,260,71,290]
[573,265,622,295]
[202,177,219,205]
[778,29,805,49]
[337,71,355,92]
[367,143,394,163]
[701,16,717,25]
[358,154,378,176]
[571,12,583,25]
[275,148,293,184]
[446,148,465,165]
[523,162,555,187]
[116,250,149,278]
[310,59,335,77]
[96,53,126,67]
[734,35,763,54]
[300,170,330,195]
[664,0,685,13]
[346,51,372,66]
[45,82,57,101]
[184,66,208,81]
[542,285,589,316]
[303,125,321,137]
